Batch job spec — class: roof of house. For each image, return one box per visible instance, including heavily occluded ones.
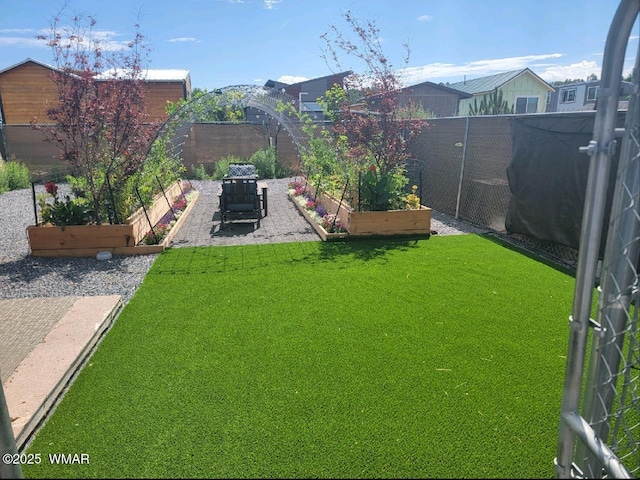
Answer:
[0,59,190,83]
[447,68,555,94]
[0,58,59,75]
[95,68,190,82]
[265,70,352,88]
[402,80,473,98]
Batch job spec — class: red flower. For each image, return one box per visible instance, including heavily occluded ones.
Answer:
[369,165,376,172]
[44,181,59,196]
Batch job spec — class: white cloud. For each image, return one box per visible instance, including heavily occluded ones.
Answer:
[264,0,282,9]
[33,26,131,52]
[168,37,201,43]
[397,53,566,85]
[417,15,433,22]
[0,36,48,48]
[0,28,37,34]
[536,60,601,83]
[277,75,307,84]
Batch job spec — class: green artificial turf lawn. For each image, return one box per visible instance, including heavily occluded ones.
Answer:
[23,235,577,478]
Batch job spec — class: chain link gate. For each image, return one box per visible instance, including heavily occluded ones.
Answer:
[556,0,640,477]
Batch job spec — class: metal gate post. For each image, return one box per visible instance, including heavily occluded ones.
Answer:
[577,36,640,478]
[455,116,470,219]
[555,0,640,477]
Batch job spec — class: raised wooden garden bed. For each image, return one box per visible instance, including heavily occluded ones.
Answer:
[27,180,199,257]
[289,193,349,241]
[298,180,432,238]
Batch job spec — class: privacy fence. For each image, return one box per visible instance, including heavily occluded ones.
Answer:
[406,110,626,268]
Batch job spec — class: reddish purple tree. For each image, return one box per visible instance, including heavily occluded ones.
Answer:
[34,8,157,223]
[321,11,428,210]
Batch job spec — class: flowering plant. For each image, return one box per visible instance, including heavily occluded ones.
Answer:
[404,185,421,210]
[37,181,93,227]
[288,180,347,234]
[142,183,195,245]
[320,213,345,233]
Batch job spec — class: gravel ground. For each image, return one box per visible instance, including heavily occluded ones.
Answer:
[0,184,158,305]
[0,179,485,304]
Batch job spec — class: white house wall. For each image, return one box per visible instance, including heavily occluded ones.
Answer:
[556,84,589,111]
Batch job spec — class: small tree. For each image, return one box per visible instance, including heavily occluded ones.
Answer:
[320,11,428,210]
[34,8,158,223]
[468,88,514,116]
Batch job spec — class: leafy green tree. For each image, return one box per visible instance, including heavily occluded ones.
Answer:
[166,88,245,122]
[551,79,581,86]
[317,83,349,123]
[396,100,436,119]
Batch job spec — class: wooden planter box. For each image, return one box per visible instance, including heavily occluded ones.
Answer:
[288,193,349,241]
[27,180,198,257]
[300,181,432,237]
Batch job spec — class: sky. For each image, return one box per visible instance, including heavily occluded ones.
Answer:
[0,0,638,91]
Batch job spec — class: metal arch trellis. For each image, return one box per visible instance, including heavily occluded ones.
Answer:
[147,84,310,162]
[555,0,640,478]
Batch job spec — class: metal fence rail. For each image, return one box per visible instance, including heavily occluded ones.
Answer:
[555,0,640,477]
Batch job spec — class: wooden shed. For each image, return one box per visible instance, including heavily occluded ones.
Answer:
[0,58,191,125]
[396,81,473,117]
[94,67,192,121]
[0,59,59,124]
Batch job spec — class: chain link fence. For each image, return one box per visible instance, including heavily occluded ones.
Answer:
[407,113,589,269]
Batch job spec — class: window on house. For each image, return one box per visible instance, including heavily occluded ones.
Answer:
[560,88,576,103]
[515,96,539,114]
[546,92,552,105]
[587,86,599,101]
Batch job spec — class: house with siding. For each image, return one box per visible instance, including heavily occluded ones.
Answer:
[0,58,191,125]
[546,79,632,112]
[263,71,352,120]
[446,68,555,115]
[347,81,471,118]
[396,81,472,117]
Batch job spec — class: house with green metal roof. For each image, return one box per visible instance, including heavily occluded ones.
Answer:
[446,68,555,115]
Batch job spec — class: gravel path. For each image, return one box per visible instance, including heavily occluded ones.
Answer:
[0,179,485,304]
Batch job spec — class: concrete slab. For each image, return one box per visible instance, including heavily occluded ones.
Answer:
[1,295,122,450]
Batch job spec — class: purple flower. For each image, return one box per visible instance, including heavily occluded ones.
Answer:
[315,205,327,217]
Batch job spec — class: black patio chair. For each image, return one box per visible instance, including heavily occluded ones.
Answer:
[218,164,264,229]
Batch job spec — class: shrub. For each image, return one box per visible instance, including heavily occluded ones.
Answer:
[213,156,240,180]
[0,159,31,193]
[275,157,294,178]
[190,164,214,180]
[250,148,276,179]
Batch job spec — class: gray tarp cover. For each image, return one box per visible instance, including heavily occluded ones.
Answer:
[505,112,623,254]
